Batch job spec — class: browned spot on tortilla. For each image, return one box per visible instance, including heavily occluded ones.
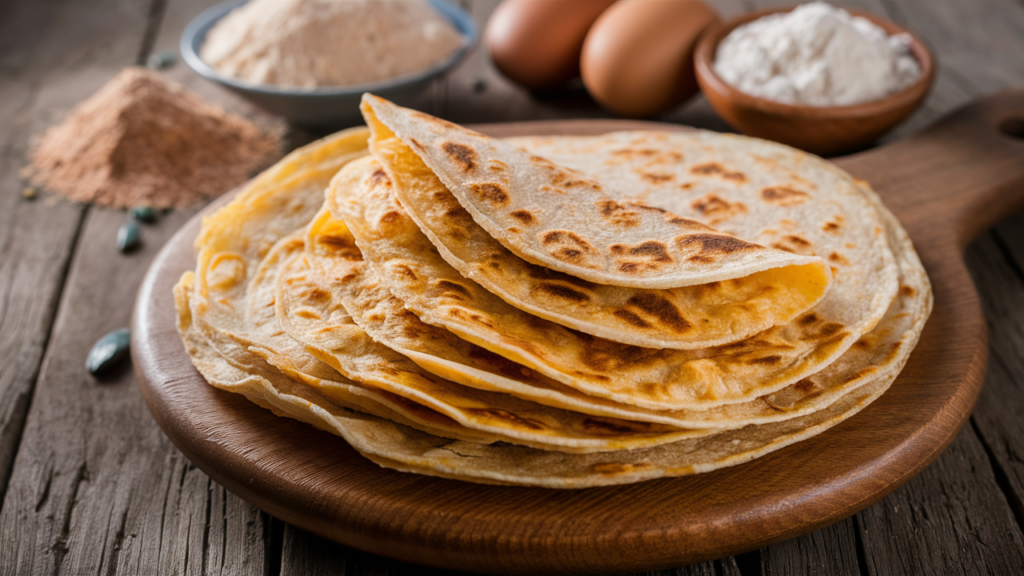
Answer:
[536,283,591,303]
[799,312,819,325]
[691,162,724,175]
[829,252,849,265]
[901,285,916,297]
[409,138,425,151]
[641,172,674,184]
[590,462,652,475]
[435,280,471,300]
[317,235,360,259]
[541,231,597,265]
[379,211,401,224]
[597,200,641,227]
[619,262,640,273]
[794,379,816,393]
[304,288,331,305]
[691,162,745,181]
[510,209,536,225]
[468,313,493,328]
[761,187,810,205]
[507,227,521,234]
[817,322,845,338]
[771,235,815,255]
[886,342,903,362]
[677,234,757,260]
[369,168,390,186]
[691,194,748,224]
[393,264,418,281]
[584,418,651,434]
[610,239,675,262]
[442,142,477,172]
[626,293,690,332]
[295,310,319,320]
[854,338,871,350]
[749,355,782,365]
[542,230,591,249]
[823,221,841,233]
[487,159,508,172]
[467,408,545,430]
[469,182,508,205]
[613,309,651,329]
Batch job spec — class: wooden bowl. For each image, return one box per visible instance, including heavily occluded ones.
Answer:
[694,7,935,156]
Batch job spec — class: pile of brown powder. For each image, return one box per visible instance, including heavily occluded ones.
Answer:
[23,67,280,209]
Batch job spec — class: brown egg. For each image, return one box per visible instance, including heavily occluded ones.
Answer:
[485,0,617,90]
[581,0,719,117]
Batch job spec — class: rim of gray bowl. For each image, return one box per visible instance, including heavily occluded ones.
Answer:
[180,0,477,97]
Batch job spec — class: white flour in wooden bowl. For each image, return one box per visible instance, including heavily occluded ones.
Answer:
[200,0,465,89]
[713,2,921,107]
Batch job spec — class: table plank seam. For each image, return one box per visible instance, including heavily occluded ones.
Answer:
[135,0,168,66]
[991,232,1024,284]
[970,359,1024,538]
[0,203,88,509]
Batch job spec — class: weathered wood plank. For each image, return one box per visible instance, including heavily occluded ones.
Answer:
[963,232,1024,534]
[0,203,276,575]
[857,420,1024,575]
[0,0,149,512]
[0,1,275,574]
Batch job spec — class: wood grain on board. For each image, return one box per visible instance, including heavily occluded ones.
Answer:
[4,0,1024,574]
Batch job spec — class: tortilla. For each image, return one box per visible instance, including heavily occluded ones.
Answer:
[333,157,879,410]
[358,128,831,349]
[274,212,716,452]
[361,94,829,289]
[178,269,908,488]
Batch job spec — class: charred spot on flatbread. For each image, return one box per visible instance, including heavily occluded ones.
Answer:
[510,209,536,225]
[691,194,748,224]
[442,142,478,172]
[470,182,509,206]
[597,200,642,227]
[761,186,810,205]
[676,233,758,263]
[540,230,599,266]
[691,162,746,182]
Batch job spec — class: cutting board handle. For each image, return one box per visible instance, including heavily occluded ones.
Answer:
[839,88,1024,251]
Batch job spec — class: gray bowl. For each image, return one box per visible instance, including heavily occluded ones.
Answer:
[180,0,476,128]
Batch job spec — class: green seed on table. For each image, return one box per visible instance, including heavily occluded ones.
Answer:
[145,50,177,70]
[130,205,157,223]
[117,220,141,252]
[86,328,130,376]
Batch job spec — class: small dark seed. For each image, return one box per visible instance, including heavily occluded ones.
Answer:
[472,78,487,93]
[145,50,177,70]
[86,328,130,375]
[22,187,37,200]
[117,220,141,253]
[130,205,157,223]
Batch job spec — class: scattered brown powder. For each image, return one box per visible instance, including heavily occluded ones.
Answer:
[22,66,280,209]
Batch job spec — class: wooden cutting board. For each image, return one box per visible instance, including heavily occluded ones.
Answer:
[132,90,1024,574]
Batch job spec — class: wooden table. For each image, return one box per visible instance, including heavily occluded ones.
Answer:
[2,1,1023,574]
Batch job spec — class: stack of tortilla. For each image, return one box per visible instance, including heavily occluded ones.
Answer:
[175,94,931,488]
